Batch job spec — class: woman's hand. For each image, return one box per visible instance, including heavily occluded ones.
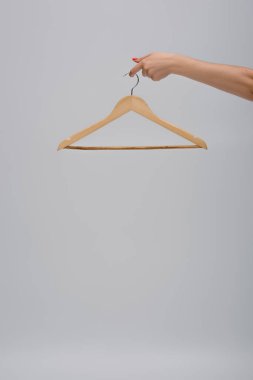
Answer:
[129,52,178,81]
[129,52,253,101]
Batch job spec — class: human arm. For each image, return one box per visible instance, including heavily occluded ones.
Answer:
[129,52,253,101]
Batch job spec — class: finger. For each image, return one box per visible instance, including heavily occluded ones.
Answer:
[136,53,151,62]
[129,61,143,77]
[147,69,155,79]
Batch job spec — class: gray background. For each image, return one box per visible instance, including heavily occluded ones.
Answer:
[0,0,253,379]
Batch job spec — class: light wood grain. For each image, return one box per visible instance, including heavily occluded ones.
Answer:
[57,95,207,151]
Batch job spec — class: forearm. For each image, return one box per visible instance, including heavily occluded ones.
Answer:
[172,55,253,101]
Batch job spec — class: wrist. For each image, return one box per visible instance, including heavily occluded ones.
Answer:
[169,54,189,75]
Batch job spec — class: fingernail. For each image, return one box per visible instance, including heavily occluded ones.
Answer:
[132,57,138,61]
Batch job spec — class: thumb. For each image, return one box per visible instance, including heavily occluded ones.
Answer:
[129,61,143,77]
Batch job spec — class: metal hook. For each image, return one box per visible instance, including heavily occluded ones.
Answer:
[123,72,140,95]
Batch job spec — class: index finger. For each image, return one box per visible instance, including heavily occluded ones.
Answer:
[129,61,143,77]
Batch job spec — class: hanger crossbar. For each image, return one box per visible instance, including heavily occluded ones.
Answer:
[64,144,201,150]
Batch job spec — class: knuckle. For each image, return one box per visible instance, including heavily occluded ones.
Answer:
[143,62,148,70]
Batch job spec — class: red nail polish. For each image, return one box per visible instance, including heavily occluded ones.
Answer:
[132,57,138,61]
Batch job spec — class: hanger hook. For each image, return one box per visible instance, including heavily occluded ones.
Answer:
[123,72,140,95]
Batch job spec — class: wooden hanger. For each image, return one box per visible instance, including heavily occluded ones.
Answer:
[57,74,207,151]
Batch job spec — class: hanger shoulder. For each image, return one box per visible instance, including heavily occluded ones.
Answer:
[57,96,132,150]
[130,96,207,149]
